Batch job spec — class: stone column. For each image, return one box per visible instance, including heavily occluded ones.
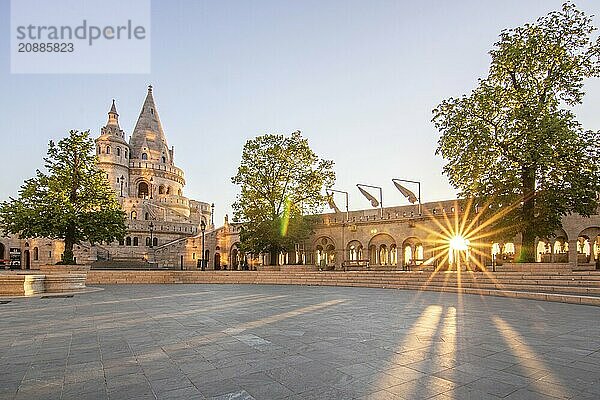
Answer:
[568,239,578,270]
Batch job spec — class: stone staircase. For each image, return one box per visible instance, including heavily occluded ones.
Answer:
[90,257,171,270]
[84,270,600,306]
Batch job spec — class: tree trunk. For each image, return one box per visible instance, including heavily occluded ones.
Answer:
[269,249,279,266]
[62,223,76,265]
[519,166,536,262]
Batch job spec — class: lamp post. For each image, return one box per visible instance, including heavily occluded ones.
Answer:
[210,203,215,228]
[392,178,421,216]
[119,175,124,197]
[326,189,349,269]
[326,189,349,220]
[200,220,206,271]
[357,184,383,218]
[149,222,154,248]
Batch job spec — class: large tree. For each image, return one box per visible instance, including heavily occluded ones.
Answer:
[232,131,335,264]
[433,2,600,262]
[0,130,127,264]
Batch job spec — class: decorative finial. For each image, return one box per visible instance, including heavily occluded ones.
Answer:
[148,85,153,92]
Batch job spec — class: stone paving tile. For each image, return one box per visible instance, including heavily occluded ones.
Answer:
[1,284,599,399]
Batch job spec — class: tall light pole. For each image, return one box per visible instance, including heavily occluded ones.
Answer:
[357,184,383,218]
[326,189,349,220]
[210,203,215,228]
[200,220,206,271]
[326,189,349,269]
[392,178,421,215]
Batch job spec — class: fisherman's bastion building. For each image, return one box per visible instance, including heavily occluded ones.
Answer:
[1,87,599,272]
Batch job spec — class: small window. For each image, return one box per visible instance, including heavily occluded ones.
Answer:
[153,238,158,247]
[125,150,128,158]
[119,238,124,246]
[141,153,148,160]
[126,237,132,246]
[106,146,111,154]
[33,247,39,261]
[131,211,137,220]
[161,156,166,163]
[117,147,121,156]
[146,237,151,246]
[133,237,139,246]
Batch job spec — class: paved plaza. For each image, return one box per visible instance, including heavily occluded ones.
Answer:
[1,285,599,400]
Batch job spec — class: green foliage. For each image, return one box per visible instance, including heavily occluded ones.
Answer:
[232,131,335,262]
[0,130,127,264]
[433,2,600,261]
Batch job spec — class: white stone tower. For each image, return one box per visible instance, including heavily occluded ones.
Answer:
[95,100,130,197]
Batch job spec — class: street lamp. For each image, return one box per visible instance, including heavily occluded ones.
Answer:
[392,178,421,216]
[357,184,383,217]
[326,189,349,220]
[119,175,124,197]
[149,221,154,248]
[326,188,350,268]
[210,203,215,227]
[200,220,206,271]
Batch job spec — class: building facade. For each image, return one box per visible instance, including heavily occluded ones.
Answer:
[0,86,212,269]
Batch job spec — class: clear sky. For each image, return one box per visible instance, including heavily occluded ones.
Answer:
[1,0,599,224]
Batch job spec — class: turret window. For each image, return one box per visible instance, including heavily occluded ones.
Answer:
[133,237,139,246]
[141,153,148,160]
[106,146,111,154]
[161,156,166,163]
[126,237,131,246]
[131,211,137,220]
[117,147,121,156]
[125,150,128,158]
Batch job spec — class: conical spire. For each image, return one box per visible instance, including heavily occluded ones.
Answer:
[107,99,119,126]
[129,85,172,164]
[99,99,126,141]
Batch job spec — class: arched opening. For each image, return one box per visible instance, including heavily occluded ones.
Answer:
[231,246,239,270]
[178,189,182,196]
[404,246,412,266]
[401,237,424,269]
[23,250,30,270]
[141,153,148,160]
[144,212,149,220]
[33,247,39,261]
[138,182,149,198]
[346,240,363,261]
[158,185,165,195]
[146,237,151,246]
[0,243,5,262]
[369,233,396,266]
[131,211,137,220]
[214,253,221,270]
[578,227,600,267]
[126,237,131,246]
[116,147,121,156]
[161,156,166,163]
[106,146,111,154]
[390,244,398,265]
[379,244,388,266]
[166,187,171,195]
[313,237,335,268]
[153,237,158,247]
[133,237,139,246]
